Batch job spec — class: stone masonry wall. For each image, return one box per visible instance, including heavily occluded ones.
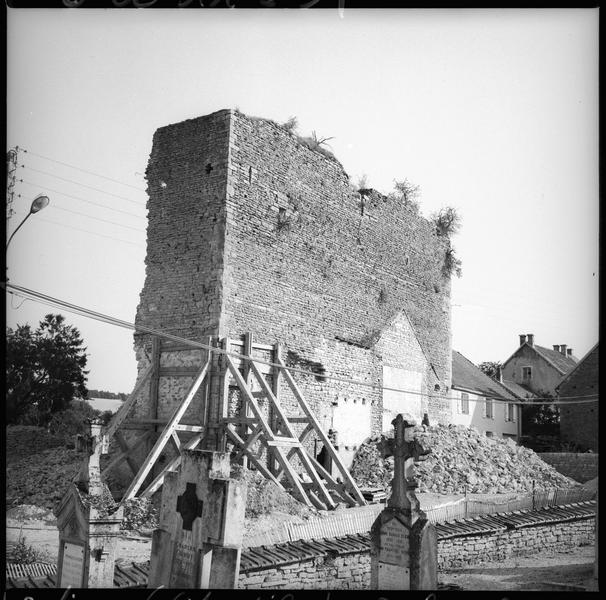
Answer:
[223,111,452,437]
[437,518,595,570]
[237,517,595,589]
[558,344,599,452]
[130,109,452,473]
[538,453,599,483]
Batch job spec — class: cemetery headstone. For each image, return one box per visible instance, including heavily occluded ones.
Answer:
[148,449,247,589]
[55,419,123,588]
[370,414,437,590]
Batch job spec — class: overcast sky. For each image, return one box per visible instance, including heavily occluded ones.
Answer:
[7,8,599,393]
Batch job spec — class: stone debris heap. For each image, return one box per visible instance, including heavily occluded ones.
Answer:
[351,424,579,494]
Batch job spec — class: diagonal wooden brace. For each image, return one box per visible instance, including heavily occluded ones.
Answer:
[121,359,210,502]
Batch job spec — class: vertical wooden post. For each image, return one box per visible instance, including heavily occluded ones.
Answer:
[269,343,281,476]
[149,336,162,477]
[240,333,253,469]
[218,337,230,453]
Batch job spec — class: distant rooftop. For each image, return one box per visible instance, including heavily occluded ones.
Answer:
[452,351,516,400]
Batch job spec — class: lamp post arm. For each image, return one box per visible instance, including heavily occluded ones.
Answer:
[6,212,32,251]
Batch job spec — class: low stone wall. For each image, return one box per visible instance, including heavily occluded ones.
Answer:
[538,453,598,483]
[238,516,595,589]
[239,553,370,590]
[438,518,595,570]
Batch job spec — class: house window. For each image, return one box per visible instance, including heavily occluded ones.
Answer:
[485,398,493,419]
[485,431,494,438]
[461,393,469,415]
[506,402,516,422]
[522,366,532,382]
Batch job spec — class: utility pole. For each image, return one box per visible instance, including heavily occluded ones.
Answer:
[6,147,19,224]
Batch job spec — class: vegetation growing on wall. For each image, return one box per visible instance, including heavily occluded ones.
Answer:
[387,179,421,213]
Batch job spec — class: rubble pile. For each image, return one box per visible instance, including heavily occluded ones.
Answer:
[351,424,579,495]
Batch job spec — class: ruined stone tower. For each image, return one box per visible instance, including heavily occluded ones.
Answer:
[129,109,452,471]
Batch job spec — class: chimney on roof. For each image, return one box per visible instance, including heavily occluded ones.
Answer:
[567,348,573,357]
[527,334,534,347]
[553,345,560,352]
[519,334,527,346]
[560,344,567,356]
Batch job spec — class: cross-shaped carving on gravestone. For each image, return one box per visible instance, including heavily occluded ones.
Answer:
[380,414,431,516]
[176,482,204,531]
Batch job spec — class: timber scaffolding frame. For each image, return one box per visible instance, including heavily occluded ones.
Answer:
[101,334,367,510]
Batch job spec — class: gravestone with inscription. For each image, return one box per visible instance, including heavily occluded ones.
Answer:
[148,449,247,589]
[370,414,437,590]
[55,419,123,588]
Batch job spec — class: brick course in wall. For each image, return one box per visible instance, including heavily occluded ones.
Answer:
[131,108,453,472]
[538,453,599,483]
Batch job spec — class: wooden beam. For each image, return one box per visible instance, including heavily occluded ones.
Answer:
[149,336,161,423]
[250,360,335,509]
[225,426,284,490]
[101,432,151,477]
[158,366,202,377]
[102,365,153,443]
[121,359,210,502]
[269,343,281,475]
[139,433,204,498]
[221,417,259,425]
[234,424,264,462]
[114,431,140,476]
[160,341,201,352]
[225,355,310,507]
[170,431,181,452]
[173,424,204,432]
[277,357,367,506]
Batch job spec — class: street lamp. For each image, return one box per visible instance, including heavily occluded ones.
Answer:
[6,194,49,251]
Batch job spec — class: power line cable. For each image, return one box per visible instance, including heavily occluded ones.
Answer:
[32,202,146,233]
[9,211,145,248]
[19,179,147,220]
[3,282,598,407]
[20,148,147,192]
[19,165,146,206]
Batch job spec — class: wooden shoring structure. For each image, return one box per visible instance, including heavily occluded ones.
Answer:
[101,333,366,510]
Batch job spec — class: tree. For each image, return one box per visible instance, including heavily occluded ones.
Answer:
[6,314,89,425]
[478,361,503,379]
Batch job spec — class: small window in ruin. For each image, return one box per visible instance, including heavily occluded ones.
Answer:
[248,166,253,183]
[485,431,494,438]
[206,163,213,174]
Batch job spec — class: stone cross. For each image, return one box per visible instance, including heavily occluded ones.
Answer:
[383,414,430,521]
[371,413,437,590]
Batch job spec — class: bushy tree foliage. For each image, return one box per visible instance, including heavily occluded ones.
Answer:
[6,314,88,425]
[478,361,503,379]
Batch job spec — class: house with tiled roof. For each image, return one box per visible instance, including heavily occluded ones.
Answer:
[451,350,520,440]
[501,334,578,397]
[556,343,599,452]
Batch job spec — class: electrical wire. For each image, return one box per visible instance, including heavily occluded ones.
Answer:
[19,179,147,220]
[19,165,146,206]
[9,212,145,248]
[3,282,598,407]
[20,148,147,192]
[38,202,145,233]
